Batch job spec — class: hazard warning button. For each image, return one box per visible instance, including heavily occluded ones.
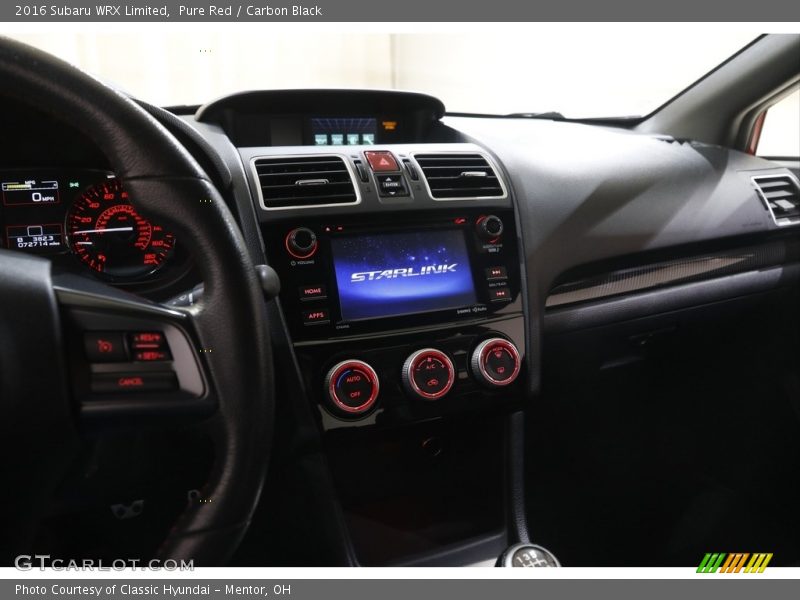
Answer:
[364,151,400,172]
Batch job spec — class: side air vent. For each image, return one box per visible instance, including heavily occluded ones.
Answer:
[253,155,359,209]
[753,175,800,227]
[414,153,506,200]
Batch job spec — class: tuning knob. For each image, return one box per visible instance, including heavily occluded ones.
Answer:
[401,348,455,401]
[470,338,521,388]
[476,215,504,242]
[324,360,380,415]
[285,227,318,259]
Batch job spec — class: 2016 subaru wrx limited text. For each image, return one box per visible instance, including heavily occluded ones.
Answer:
[0,32,798,568]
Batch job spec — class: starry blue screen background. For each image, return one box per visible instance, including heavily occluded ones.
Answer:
[332,229,478,321]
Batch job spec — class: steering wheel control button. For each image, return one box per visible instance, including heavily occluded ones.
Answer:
[303,308,330,326]
[129,331,171,362]
[365,150,400,172]
[476,215,504,242]
[325,360,380,415]
[485,266,508,281]
[299,284,327,301]
[285,227,318,259]
[500,544,561,568]
[471,338,522,388]
[84,332,127,362]
[402,348,456,401]
[489,286,512,302]
[90,372,178,394]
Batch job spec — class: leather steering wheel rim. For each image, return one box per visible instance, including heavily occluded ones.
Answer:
[0,37,273,565]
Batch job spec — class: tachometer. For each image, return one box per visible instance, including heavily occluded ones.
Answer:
[66,178,175,279]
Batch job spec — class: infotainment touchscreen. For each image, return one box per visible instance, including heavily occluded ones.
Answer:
[331,229,478,321]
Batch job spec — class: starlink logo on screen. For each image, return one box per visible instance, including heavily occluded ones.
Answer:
[332,229,477,321]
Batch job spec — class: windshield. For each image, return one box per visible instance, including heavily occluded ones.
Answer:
[6,28,757,118]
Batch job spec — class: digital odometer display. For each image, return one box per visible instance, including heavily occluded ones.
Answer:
[6,223,64,250]
[1,176,67,253]
[331,229,478,321]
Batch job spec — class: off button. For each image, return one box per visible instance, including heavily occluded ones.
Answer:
[324,360,380,415]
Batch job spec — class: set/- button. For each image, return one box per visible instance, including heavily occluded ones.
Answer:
[129,331,172,362]
[299,284,327,301]
[303,308,330,326]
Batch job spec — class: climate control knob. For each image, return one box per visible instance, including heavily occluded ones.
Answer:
[324,360,380,416]
[285,227,318,259]
[402,348,456,401]
[470,338,521,388]
[476,215,504,242]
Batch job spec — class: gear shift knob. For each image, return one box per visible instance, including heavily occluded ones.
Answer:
[498,543,560,567]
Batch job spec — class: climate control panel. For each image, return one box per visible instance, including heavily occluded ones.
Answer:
[317,331,524,423]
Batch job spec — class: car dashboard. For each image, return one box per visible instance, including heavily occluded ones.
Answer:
[4,88,799,567]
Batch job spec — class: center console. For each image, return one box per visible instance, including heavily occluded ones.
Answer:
[236,133,527,564]
[265,207,524,427]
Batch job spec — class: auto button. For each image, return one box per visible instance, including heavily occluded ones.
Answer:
[324,360,380,416]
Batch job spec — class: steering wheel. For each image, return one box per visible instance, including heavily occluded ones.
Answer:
[0,38,273,565]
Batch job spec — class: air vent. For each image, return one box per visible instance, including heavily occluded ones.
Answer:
[753,175,800,226]
[414,153,505,200]
[253,155,359,209]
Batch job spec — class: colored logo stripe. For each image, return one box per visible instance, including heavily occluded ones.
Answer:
[697,553,773,573]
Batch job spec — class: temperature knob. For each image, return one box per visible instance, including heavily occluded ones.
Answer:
[324,360,380,416]
[470,338,521,388]
[476,215,504,242]
[401,348,455,401]
[285,227,318,259]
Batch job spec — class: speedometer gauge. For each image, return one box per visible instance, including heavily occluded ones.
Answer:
[66,178,175,279]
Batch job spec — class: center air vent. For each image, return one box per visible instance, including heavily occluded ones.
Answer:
[753,175,800,226]
[253,155,359,209]
[414,153,506,200]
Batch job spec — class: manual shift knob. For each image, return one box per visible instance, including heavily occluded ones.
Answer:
[498,543,560,567]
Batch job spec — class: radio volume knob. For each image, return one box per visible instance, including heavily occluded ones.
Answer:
[324,360,380,416]
[477,215,504,242]
[285,227,318,259]
[470,338,521,388]
[402,348,456,401]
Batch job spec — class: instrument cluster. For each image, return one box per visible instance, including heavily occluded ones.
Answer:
[0,168,184,286]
